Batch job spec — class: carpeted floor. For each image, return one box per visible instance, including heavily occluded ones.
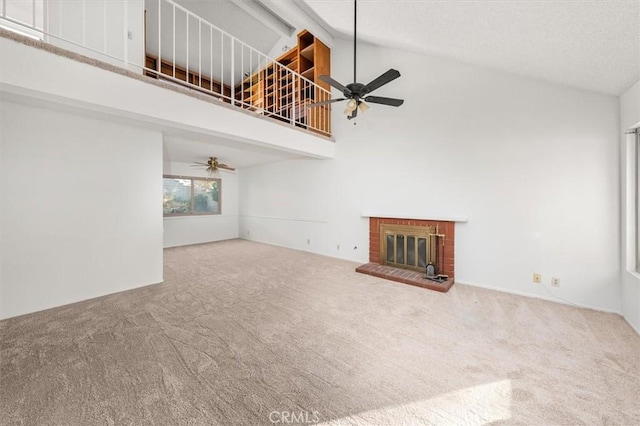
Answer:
[1,240,639,425]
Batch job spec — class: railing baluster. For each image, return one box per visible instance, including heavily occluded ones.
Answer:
[157,0,161,73]
[230,37,235,105]
[209,25,213,94]
[102,0,106,53]
[220,34,223,93]
[172,4,175,78]
[81,0,85,45]
[44,0,49,40]
[123,0,128,67]
[259,52,262,113]
[291,72,296,124]
[198,19,201,88]
[185,15,188,83]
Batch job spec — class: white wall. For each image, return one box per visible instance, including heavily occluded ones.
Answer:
[620,80,640,333]
[240,38,621,313]
[0,100,164,319]
[163,161,239,247]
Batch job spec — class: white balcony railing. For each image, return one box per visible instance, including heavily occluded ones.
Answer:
[0,0,332,136]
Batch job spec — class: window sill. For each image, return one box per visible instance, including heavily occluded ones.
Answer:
[163,214,231,220]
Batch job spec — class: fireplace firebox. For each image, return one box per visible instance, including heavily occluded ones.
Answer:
[381,224,444,273]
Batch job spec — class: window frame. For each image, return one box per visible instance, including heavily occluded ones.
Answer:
[163,175,221,217]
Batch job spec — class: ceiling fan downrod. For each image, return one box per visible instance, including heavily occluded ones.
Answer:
[353,0,357,84]
[306,0,404,120]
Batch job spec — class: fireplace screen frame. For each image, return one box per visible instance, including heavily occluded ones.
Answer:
[380,224,438,272]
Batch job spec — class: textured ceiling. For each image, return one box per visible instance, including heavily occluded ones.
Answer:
[303,0,640,95]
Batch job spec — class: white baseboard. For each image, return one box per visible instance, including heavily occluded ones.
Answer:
[237,239,629,322]
[239,236,364,264]
[623,316,640,336]
[453,280,622,315]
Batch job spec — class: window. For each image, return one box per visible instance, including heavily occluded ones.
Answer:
[163,176,221,216]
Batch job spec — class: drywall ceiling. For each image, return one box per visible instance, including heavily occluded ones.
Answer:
[303,0,640,96]
[163,134,302,169]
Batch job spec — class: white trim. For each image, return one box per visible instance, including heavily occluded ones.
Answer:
[624,131,639,272]
[163,214,236,221]
[636,130,639,272]
[361,212,468,222]
[0,17,42,40]
[624,315,640,336]
[240,214,328,224]
[454,279,622,315]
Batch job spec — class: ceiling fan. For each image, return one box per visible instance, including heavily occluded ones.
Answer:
[191,157,236,174]
[307,0,404,120]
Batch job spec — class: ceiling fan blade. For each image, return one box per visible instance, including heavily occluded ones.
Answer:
[363,69,401,94]
[319,75,352,96]
[307,98,346,108]
[192,162,209,166]
[364,96,404,107]
[218,164,236,171]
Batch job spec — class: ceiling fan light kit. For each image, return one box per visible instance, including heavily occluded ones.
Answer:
[191,157,236,175]
[307,0,404,121]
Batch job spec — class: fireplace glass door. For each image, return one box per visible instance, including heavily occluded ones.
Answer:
[381,225,436,272]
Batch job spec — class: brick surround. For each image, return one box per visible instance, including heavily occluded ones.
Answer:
[369,218,455,278]
[358,217,455,292]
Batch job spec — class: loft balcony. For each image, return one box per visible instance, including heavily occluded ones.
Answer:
[0,0,334,144]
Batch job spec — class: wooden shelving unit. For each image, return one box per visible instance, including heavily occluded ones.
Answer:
[275,47,298,122]
[235,30,331,135]
[264,64,277,112]
[296,30,331,134]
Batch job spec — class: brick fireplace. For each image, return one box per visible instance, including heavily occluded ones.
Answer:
[356,217,456,292]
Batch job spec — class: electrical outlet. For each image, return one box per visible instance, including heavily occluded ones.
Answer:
[533,273,541,284]
[307,239,310,245]
[337,244,340,250]
[551,277,560,287]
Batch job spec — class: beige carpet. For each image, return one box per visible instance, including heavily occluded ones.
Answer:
[1,240,639,425]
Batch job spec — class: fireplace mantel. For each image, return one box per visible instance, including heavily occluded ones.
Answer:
[361,213,468,223]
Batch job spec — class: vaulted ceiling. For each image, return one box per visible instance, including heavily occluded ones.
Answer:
[159,0,638,167]
[302,0,640,96]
